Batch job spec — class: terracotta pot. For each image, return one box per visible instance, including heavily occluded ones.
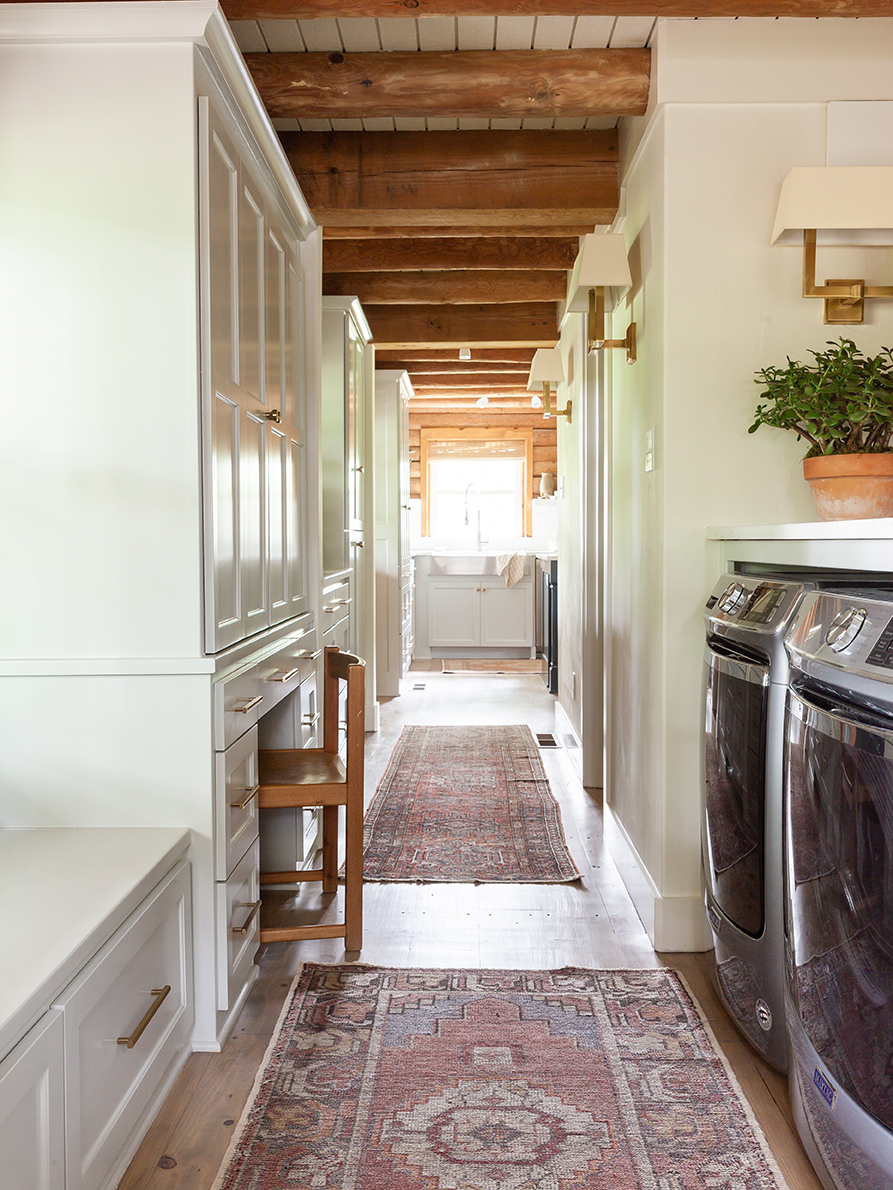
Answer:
[803,453,893,521]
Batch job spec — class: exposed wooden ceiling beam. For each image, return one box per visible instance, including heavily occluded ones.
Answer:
[280,130,618,228]
[323,269,566,304]
[227,1,893,16]
[364,302,558,349]
[247,49,648,120]
[323,225,596,238]
[389,361,531,374]
[324,237,579,272]
[411,373,535,388]
[410,386,535,398]
[377,348,536,364]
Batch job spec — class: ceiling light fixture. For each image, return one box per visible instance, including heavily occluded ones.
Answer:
[459,347,472,360]
[771,166,893,324]
[475,395,489,407]
[566,233,637,363]
[527,348,570,423]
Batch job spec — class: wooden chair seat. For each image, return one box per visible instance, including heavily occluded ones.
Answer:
[257,646,365,951]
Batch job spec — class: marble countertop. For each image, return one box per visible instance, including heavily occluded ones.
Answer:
[0,826,190,1059]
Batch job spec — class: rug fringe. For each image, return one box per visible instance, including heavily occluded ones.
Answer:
[209,961,311,1190]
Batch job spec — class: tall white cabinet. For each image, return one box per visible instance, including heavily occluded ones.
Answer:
[321,297,378,728]
[374,370,415,695]
[0,3,322,1054]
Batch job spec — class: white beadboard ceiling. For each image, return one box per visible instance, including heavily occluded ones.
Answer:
[230,13,665,132]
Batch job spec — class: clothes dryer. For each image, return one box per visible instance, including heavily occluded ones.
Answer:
[702,573,813,1072]
[785,588,893,1190]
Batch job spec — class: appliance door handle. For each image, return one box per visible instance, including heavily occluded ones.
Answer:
[703,645,769,689]
[790,684,893,743]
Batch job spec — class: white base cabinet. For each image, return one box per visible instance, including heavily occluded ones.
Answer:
[0,829,192,1190]
[56,862,192,1190]
[0,1010,65,1190]
[426,578,534,652]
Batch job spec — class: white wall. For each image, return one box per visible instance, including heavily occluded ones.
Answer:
[606,18,893,950]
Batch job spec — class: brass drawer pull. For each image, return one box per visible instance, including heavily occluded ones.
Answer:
[117,985,171,1050]
[302,712,321,728]
[270,667,300,683]
[296,648,322,660]
[231,784,260,810]
[232,900,261,936]
[233,695,263,714]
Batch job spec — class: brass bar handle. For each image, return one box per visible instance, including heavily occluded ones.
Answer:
[270,667,300,683]
[296,648,323,660]
[233,695,263,714]
[324,600,352,612]
[232,900,261,936]
[117,985,171,1050]
[302,712,321,728]
[231,784,260,810]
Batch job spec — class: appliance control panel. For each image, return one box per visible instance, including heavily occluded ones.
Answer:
[706,576,797,631]
[867,616,893,669]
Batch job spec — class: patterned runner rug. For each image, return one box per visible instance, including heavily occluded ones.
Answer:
[361,724,579,882]
[212,965,789,1190]
[441,659,543,673]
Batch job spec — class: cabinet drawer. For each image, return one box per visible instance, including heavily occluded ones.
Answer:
[55,862,193,1190]
[0,1009,65,1190]
[255,632,320,716]
[215,727,260,881]
[321,582,351,637]
[216,839,260,1012]
[214,662,262,750]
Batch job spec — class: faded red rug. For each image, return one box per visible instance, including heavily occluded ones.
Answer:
[212,965,789,1190]
[360,724,579,883]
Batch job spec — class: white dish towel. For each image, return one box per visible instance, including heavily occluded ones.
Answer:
[496,552,525,589]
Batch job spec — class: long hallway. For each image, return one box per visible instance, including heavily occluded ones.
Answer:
[120,668,822,1190]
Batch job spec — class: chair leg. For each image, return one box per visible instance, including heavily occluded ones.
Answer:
[343,798,363,953]
[321,805,338,894]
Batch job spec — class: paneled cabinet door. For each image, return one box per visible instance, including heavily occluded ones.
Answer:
[200,97,309,653]
[0,1010,65,1190]
[428,581,481,648]
[480,583,534,648]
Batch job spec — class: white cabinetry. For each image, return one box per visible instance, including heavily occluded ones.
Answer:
[201,97,309,654]
[322,298,377,725]
[0,4,320,1053]
[0,829,192,1190]
[427,579,534,650]
[0,1010,65,1190]
[375,369,414,696]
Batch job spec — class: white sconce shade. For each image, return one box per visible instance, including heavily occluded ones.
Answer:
[526,348,565,389]
[771,166,893,246]
[527,348,570,423]
[566,232,633,312]
[771,166,893,323]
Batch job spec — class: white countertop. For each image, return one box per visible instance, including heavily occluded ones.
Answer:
[0,826,191,1058]
[708,519,893,540]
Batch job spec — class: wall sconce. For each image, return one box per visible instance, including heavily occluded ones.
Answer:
[527,348,571,423]
[772,166,893,324]
[566,233,637,363]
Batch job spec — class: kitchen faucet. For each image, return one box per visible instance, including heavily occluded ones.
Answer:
[464,482,483,552]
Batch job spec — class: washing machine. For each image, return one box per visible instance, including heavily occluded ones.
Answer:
[702,572,814,1072]
[784,588,893,1190]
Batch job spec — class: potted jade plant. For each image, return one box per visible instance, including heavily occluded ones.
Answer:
[749,337,893,521]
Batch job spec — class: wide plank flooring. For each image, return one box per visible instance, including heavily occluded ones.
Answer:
[119,665,822,1190]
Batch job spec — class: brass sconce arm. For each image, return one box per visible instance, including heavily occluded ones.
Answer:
[588,288,637,364]
[542,381,572,424]
[801,229,893,324]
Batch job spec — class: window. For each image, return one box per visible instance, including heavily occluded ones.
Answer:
[420,428,534,539]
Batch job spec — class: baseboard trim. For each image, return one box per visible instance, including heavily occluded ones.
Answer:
[554,702,582,777]
[604,803,712,953]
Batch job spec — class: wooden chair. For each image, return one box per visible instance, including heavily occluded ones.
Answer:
[257,646,365,951]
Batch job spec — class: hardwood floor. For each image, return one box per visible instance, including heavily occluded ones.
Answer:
[119,665,823,1190]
